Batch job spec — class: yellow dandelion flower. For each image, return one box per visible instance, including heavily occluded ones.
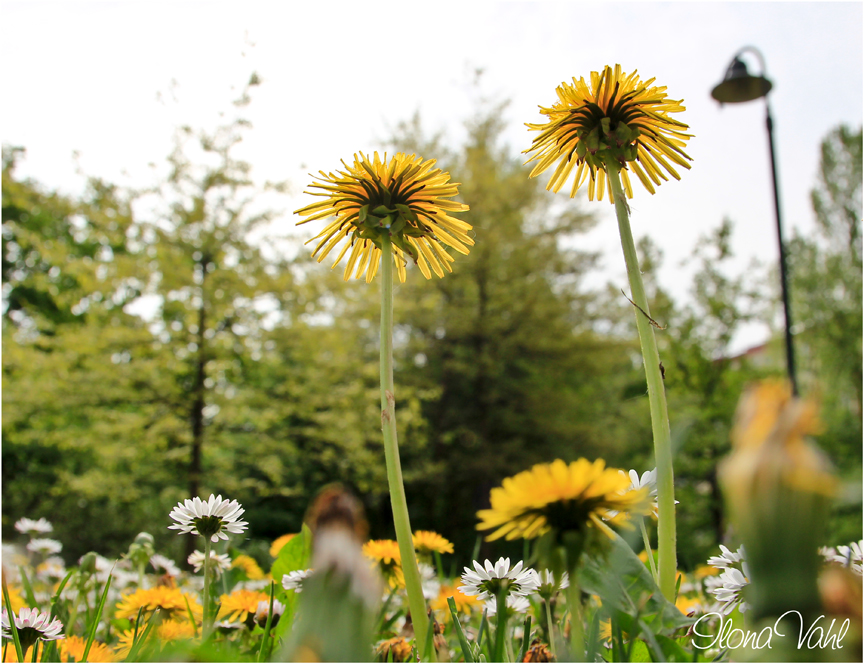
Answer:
[269,533,296,558]
[675,594,701,617]
[362,539,404,588]
[525,64,692,202]
[114,586,202,621]
[231,554,265,580]
[412,530,454,556]
[694,564,720,579]
[477,458,653,541]
[431,584,481,620]
[57,635,115,663]
[156,619,196,641]
[217,589,269,624]
[294,151,472,283]
[374,637,413,663]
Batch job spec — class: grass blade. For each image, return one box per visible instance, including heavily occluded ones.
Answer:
[81,563,114,663]
[446,597,474,663]
[518,615,532,662]
[17,567,37,610]
[257,581,276,663]
[2,576,25,663]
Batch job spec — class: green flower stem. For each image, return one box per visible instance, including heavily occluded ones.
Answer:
[603,155,677,601]
[567,578,585,661]
[202,537,212,634]
[379,233,429,655]
[493,590,508,663]
[544,599,558,660]
[639,518,659,585]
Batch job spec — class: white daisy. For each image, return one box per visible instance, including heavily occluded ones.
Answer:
[254,598,285,628]
[707,544,745,569]
[150,554,181,577]
[708,566,750,615]
[168,494,248,543]
[419,562,441,600]
[14,518,53,536]
[282,569,314,593]
[533,569,570,600]
[187,550,232,576]
[2,607,64,650]
[459,557,540,602]
[484,594,531,616]
[36,557,66,581]
[26,539,62,556]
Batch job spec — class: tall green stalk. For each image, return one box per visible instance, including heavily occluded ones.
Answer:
[603,155,678,601]
[202,538,213,634]
[379,234,429,654]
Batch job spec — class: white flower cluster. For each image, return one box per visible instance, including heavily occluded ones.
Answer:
[704,544,750,615]
[820,540,863,576]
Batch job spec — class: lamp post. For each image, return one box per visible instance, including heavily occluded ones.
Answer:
[711,46,799,395]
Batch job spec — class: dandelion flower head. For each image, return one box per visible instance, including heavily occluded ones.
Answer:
[476,458,652,542]
[525,64,692,202]
[413,530,454,556]
[114,587,202,621]
[217,589,269,625]
[295,152,472,283]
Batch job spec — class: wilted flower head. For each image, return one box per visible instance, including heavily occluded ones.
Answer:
[295,151,472,283]
[476,459,652,542]
[168,494,248,543]
[525,64,692,202]
[14,518,53,536]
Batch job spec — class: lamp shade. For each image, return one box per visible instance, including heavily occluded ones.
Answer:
[711,56,772,104]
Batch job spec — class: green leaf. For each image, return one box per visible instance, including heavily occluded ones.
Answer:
[447,596,475,663]
[270,524,312,602]
[578,532,692,636]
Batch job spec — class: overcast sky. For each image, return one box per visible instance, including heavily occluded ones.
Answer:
[2,1,862,352]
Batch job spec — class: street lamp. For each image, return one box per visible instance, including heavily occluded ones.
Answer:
[711,46,798,395]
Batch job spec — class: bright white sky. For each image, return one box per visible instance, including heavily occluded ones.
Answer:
[2,1,862,352]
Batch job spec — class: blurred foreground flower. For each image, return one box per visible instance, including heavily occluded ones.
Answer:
[294,152,472,282]
[821,540,864,575]
[524,64,691,201]
[719,380,837,623]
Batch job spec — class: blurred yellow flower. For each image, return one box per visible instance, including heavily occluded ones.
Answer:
[114,586,201,621]
[270,533,296,558]
[525,64,692,202]
[58,635,114,663]
[412,530,454,556]
[295,152,472,283]
[477,458,652,541]
[231,554,265,580]
[431,584,481,620]
[217,589,269,624]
